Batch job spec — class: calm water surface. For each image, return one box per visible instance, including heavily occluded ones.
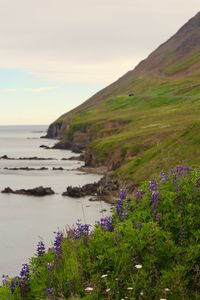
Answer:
[0,125,111,276]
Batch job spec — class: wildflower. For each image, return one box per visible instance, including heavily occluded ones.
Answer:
[101,274,108,278]
[85,286,93,292]
[74,222,91,239]
[122,212,128,218]
[116,198,123,215]
[36,241,45,257]
[106,288,111,292]
[173,174,179,190]
[120,190,126,200]
[160,299,167,300]
[151,191,160,208]
[2,274,8,285]
[127,287,133,290]
[160,171,169,182]
[164,288,170,292]
[53,231,63,255]
[19,264,30,295]
[45,287,55,298]
[10,277,20,294]
[140,291,144,296]
[134,190,143,203]
[135,264,142,269]
[149,179,157,192]
[96,217,113,231]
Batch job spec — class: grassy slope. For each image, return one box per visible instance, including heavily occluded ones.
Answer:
[57,70,200,184]
[53,15,200,183]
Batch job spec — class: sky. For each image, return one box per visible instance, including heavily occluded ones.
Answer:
[0,0,199,125]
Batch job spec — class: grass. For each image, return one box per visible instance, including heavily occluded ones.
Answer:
[50,53,200,184]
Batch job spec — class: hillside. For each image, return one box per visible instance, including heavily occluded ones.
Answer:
[47,11,200,183]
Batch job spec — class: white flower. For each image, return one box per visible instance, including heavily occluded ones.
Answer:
[135,264,142,269]
[140,291,144,296]
[164,288,170,292]
[127,287,133,290]
[85,286,93,292]
[106,288,111,292]
[101,274,108,278]
[160,298,167,300]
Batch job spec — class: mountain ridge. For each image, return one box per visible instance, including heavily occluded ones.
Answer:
[46,11,200,183]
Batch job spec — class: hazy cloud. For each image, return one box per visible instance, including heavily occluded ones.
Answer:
[0,0,199,85]
[1,87,57,93]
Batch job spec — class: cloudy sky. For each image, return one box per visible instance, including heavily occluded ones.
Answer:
[0,0,199,125]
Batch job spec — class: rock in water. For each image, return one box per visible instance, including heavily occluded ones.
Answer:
[1,186,55,196]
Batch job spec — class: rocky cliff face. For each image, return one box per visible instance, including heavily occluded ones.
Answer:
[45,121,65,139]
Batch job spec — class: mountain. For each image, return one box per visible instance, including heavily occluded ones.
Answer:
[47,12,200,183]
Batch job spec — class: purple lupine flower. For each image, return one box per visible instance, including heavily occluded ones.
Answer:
[2,274,8,285]
[20,264,29,279]
[134,190,143,203]
[151,191,160,208]
[19,264,30,295]
[160,171,169,183]
[10,277,20,294]
[74,222,91,239]
[45,287,55,299]
[173,174,179,191]
[36,241,45,257]
[116,198,123,215]
[119,190,126,200]
[121,212,129,221]
[96,216,113,231]
[149,179,157,192]
[170,165,192,178]
[53,231,63,255]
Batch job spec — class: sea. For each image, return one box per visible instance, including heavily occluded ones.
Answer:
[0,125,111,276]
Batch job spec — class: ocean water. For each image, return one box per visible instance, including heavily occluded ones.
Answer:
[0,125,111,276]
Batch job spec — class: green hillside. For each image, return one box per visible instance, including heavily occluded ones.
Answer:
[47,12,200,183]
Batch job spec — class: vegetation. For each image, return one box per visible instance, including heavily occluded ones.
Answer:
[50,12,200,184]
[58,75,200,183]
[1,166,200,299]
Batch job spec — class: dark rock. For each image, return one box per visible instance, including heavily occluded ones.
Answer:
[40,145,51,149]
[62,176,119,200]
[0,155,9,159]
[52,167,64,171]
[18,157,56,161]
[1,155,56,160]
[2,187,13,193]
[1,186,55,196]
[3,167,48,171]
[52,141,72,150]
[42,122,64,139]
[71,145,83,154]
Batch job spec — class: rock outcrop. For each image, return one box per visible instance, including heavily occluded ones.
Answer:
[1,186,55,196]
[62,177,120,203]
